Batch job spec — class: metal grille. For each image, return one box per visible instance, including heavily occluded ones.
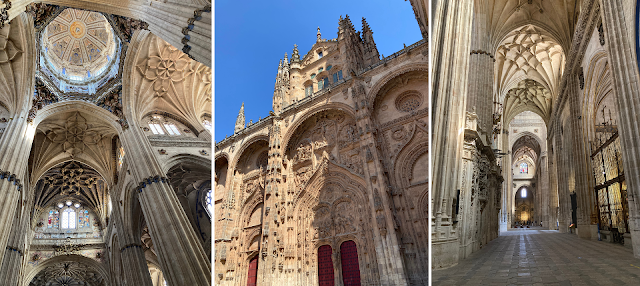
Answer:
[591,131,628,234]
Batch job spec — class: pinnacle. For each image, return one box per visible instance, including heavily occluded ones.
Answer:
[362,17,371,32]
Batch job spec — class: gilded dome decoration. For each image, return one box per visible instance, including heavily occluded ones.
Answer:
[43,8,117,81]
[37,8,121,97]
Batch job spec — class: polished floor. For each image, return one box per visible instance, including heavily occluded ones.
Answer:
[433,228,640,285]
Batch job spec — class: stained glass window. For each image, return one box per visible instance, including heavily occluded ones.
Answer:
[520,162,528,174]
[61,208,76,229]
[118,147,125,169]
[78,209,84,227]
[323,77,329,89]
[48,210,59,228]
[318,245,335,286]
[522,189,527,198]
[340,241,361,286]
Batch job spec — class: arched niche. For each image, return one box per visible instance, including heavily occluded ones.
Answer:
[371,69,428,126]
[215,155,229,198]
[234,138,269,176]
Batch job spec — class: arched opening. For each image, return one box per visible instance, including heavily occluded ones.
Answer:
[507,112,546,229]
[340,240,361,286]
[166,160,212,258]
[318,245,335,286]
[247,255,258,286]
[514,186,535,227]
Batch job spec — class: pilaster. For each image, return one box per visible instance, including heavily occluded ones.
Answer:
[353,82,408,285]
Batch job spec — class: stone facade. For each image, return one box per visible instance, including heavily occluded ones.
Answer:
[214,8,428,286]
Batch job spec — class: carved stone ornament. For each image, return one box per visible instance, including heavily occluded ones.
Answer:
[0,22,20,63]
[29,260,106,286]
[45,112,103,156]
[137,45,195,97]
[52,238,85,255]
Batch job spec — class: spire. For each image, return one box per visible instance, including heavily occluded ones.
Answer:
[362,17,371,33]
[317,26,322,42]
[234,103,245,133]
[361,17,380,66]
[340,14,365,74]
[283,52,289,66]
[291,44,300,64]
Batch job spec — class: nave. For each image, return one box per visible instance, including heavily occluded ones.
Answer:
[433,229,640,286]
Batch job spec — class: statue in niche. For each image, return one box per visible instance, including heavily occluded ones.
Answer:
[293,143,312,164]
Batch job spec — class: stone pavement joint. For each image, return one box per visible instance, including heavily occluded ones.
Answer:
[433,228,640,285]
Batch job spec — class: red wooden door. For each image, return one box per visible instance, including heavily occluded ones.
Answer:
[340,241,361,286]
[247,256,258,286]
[318,245,335,286]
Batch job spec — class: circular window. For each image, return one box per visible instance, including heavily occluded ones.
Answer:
[395,91,422,112]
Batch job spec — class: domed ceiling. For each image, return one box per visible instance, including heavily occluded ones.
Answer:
[43,8,116,81]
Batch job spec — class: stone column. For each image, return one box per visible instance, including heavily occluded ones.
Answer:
[555,120,571,233]
[111,200,153,286]
[0,203,28,285]
[539,152,550,228]
[600,0,640,257]
[566,75,596,239]
[122,127,210,286]
[0,117,34,267]
[547,141,559,230]
[431,0,474,269]
[139,0,211,67]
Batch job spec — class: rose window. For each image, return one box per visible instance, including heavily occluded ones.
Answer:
[395,91,422,112]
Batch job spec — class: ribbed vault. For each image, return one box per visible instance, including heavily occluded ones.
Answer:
[503,79,553,125]
[32,161,109,225]
[496,25,565,98]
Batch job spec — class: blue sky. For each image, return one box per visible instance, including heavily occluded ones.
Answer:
[214,0,423,141]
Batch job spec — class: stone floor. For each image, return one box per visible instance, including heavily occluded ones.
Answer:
[433,228,640,285]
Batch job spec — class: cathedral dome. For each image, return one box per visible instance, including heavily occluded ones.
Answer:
[40,8,120,93]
